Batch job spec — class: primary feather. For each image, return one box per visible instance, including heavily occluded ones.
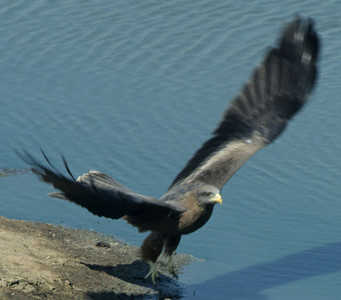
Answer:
[169,17,319,190]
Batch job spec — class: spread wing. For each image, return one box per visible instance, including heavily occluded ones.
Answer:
[169,17,319,190]
[19,151,184,222]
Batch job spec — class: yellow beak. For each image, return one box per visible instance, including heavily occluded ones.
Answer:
[210,193,222,205]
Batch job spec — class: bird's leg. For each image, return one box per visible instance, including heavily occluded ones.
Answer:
[141,232,165,284]
[164,235,181,279]
[167,254,178,279]
[144,262,159,284]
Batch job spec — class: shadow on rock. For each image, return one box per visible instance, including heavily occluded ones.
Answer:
[86,291,150,300]
[82,260,185,299]
[82,260,153,286]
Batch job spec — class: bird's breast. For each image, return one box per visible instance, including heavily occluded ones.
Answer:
[178,204,214,235]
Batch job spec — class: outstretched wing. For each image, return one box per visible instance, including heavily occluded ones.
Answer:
[169,16,319,190]
[20,151,184,221]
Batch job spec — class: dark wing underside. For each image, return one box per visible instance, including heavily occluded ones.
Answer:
[169,17,319,190]
[20,151,184,226]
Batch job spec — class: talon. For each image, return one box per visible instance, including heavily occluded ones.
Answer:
[144,262,159,284]
[167,255,178,279]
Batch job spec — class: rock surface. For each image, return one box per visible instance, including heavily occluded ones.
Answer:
[0,216,187,299]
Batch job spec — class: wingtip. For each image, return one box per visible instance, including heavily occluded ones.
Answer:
[279,15,320,66]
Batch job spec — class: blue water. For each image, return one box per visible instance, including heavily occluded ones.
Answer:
[1,1,341,299]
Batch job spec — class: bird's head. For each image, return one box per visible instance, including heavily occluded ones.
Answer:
[196,184,222,206]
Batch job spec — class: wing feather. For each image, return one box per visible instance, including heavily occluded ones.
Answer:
[19,151,184,222]
[169,17,319,190]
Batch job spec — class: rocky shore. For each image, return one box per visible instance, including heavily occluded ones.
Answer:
[0,216,188,299]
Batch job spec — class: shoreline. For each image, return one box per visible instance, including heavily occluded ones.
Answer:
[0,216,188,299]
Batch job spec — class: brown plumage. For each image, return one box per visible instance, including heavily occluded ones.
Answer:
[21,16,319,283]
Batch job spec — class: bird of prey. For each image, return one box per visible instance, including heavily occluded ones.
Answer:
[22,16,319,284]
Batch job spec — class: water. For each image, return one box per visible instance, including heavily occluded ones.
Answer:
[1,1,341,299]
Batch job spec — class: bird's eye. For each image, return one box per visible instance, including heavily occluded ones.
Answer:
[202,192,212,197]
